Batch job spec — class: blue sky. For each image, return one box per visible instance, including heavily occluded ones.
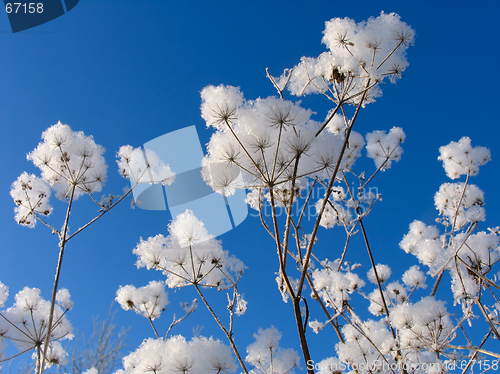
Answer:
[1,0,499,371]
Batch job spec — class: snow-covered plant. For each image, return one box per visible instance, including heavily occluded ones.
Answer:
[0,285,73,372]
[196,11,499,374]
[26,122,107,200]
[398,138,500,358]
[245,327,300,373]
[116,210,250,372]
[116,281,168,321]
[7,122,170,373]
[8,12,499,374]
[279,12,414,103]
[200,12,412,372]
[117,145,175,186]
[131,210,245,289]
[116,336,237,374]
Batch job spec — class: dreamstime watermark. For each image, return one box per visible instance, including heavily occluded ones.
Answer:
[306,359,499,372]
[129,126,248,238]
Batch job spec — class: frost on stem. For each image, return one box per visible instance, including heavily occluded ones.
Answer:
[27,122,107,200]
[245,327,300,374]
[0,286,73,369]
[116,335,237,374]
[132,210,245,289]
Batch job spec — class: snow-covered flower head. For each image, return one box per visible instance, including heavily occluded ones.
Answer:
[367,264,391,284]
[10,172,52,227]
[201,84,244,129]
[246,327,300,374]
[316,199,353,228]
[27,122,107,199]
[287,12,414,103]
[0,287,73,361]
[116,281,168,320]
[132,210,245,288]
[438,137,490,179]
[434,182,485,229]
[119,335,237,374]
[366,127,405,170]
[201,85,367,218]
[390,297,453,352]
[311,262,365,311]
[336,319,394,370]
[117,145,175,185]
[402,265,427,289]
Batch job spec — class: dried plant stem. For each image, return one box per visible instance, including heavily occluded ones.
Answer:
[39,184,76,374]
[194,284,248,374]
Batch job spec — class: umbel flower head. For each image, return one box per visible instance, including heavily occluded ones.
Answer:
[284,12,414,105]
[0,286,73,368]
[132,210,246,289]
[10,172,52,227]
[27,121,107,200]
[28,122,107,199]
[201,86,366,199]
[11,122,108,227]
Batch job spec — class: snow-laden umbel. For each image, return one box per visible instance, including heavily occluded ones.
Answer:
[315,198,353,228]
[400,139,500,309]
[116,281,168,320]
[434,182,485,229]
[10,172,52,227]
[311,261,364,310]
[390,297,454,360]
[336,320,395,372]
[438,136,491,179]
[0,286,73,368]
[201,85,244,130]
[132,210,245,288]
[366,263,391,284]
[284,12,414,104]
[117,145,175,185]
[400,220,442,267]
[366,127,405,170]
[116,335,237,374]
[27,122,107,199]
[201,86,365,198]
[245,327,300,374]
[401,265,426,289]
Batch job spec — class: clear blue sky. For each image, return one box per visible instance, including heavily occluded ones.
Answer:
[1,0,499,371]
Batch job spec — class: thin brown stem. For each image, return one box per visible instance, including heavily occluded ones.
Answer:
[40,184,76,374]
[194,284,248,374]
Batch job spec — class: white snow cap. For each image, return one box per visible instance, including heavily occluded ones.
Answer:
[438,137,490,179]
[27,122,107,199]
